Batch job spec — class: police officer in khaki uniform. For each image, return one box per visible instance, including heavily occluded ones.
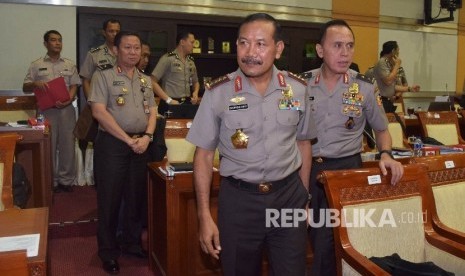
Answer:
[23,30,81,193]
[186,13,316,276]
[80,18,121,99]
[88,31,157,274]
[151,31,200,115]
[302,20,404,276]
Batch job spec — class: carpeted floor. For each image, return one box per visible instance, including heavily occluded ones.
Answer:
[49,186,153,275]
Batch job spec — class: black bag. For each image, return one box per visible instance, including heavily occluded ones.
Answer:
[369,253,454,276]
[73,105,99,142]
[422,137,444,146]
[147,116,167,162]
[12,163,31,208]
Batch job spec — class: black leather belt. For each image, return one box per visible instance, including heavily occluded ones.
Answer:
[312,153,360,164]
[225,170,298,194]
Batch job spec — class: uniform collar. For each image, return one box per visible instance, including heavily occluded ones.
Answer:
[44,54,63,62]
[234,66,283,96]
[103,43,116,56]
[310,65,353,87]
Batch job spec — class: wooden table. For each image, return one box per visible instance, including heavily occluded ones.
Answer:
[147,161,222,275]
[0,127,52,208]
[0,207,49,276]
[147,161,313,276]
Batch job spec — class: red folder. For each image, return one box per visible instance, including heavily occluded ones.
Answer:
[33,77,70,110]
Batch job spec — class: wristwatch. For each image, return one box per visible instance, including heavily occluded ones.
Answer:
[166,97,173,104]
[379,149,394,159]
[143,133,153,142]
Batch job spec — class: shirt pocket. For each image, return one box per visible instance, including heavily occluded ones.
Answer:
[277,110,299,126]
[60,69,73,77]
[276,110,299,145]
[37,69,50,78]
[224,110,254,131]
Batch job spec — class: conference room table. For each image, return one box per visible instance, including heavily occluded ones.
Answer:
[0,207,49,275]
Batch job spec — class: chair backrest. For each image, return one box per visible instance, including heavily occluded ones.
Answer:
[393,97,405,114]
[417,111,464,145]
[0,133,20,211]
[165,118,195,162]
[319,164,465,275]
[164,118,219,162]
[0,250,28,276]
[412,154,465,234]
[385,112,410,149]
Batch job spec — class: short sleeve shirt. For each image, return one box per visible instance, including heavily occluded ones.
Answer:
[306,67,388,158]
[23,55,81,88]
[186,66,317,183]
[373,57,395,98]
[80,44,117,80]
[151,49,198,98]
[88,66,156,133]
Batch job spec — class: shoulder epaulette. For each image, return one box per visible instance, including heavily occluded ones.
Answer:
[97,64,113,71]
[167,51,176,57]
[90,47,101,53]
[356,73,374,84]
[205,74,231,90]
[298,71,313,80]
[288,71,307,86]
[187,55,194,61]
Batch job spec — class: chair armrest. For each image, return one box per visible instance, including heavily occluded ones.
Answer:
[425,229,465,259]
[339,245,390,276]
[432,218,465,245]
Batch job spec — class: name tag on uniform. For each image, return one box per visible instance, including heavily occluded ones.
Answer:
[113,81,125,86]
[309,96,314,101]
[39,68,47,71]
[229,104,248,111]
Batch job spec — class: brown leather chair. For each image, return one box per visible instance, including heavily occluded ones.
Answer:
[417,111,465,145]
[318,164,465,275]
[411,153,465,244]
[0,250,28,276]
[0,133,20,211]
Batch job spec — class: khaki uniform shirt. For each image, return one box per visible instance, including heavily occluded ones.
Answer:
[305,68,387,158]
[88,66,156,133]
[373,57,395,98]
[151,49,198,98]
[186,66,317,183]
[23,54,81,89]
[80,43,116,80]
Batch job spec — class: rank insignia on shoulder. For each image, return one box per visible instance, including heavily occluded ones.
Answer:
[298,71,313,80]
[356,73,374,84]
[187,55,195,61]
[90,47,101,53]
[288,71,307,86]
[167,51,177,57]
[205,74,231,90]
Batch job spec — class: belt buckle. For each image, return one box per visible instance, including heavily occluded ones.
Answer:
[258,183,272,193]
[315,157,323,163]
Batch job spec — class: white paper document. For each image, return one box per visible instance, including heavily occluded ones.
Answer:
[0,233,40,257]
